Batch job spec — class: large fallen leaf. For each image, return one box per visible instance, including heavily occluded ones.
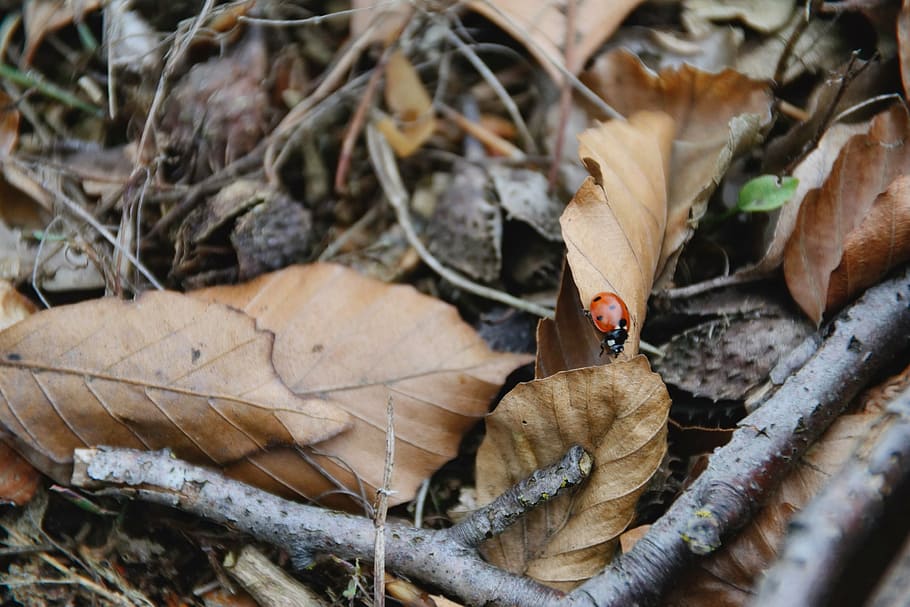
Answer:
[476,356,671,589]
[465,0,644,81]
[23,0,103,64]
[560,110,675,359]
[664,412,877,606]
[193,264,529,507]
[783,104,910,323]
[0,292,350,483]
[826,175,910,313]
[746,118,873,276]
[583,50,773,287]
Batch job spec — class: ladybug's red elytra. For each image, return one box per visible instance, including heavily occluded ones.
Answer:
[586,292,630,355]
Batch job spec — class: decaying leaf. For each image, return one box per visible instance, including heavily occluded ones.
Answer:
[783,104,910,323]
[476,356,671,589]
[683,0,795,33]
[665,413,877,605]
[465,0,645,81]
[826,175,910,313]
[561,110,676,358]
[194,264,529,506]
[0,291,351,484]
[0,282,36,333]
[583,50,773,287]
[0,441,42,506]
[490,166,563,242]
[652,314,813,402]
[376,50,436,158]
[425,160,502,283]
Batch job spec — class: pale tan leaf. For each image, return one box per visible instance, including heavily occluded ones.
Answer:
[193,264,529,506]
[683,0,796,33]
[0,282,36,333]
[0,291,351,483]
[465,0,644,81]
[562,110,675,358]
[377,50,436,158]
[665,413,877,606]
[583,50,773,287]
[783,104,910,323]
[826,175,910,313]
[476,356,671,589]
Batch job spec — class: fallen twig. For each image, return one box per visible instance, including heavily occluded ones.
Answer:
[366,122,554,319]
[566,264,910,606]
[752,381,910,607]
[72,445,591,606]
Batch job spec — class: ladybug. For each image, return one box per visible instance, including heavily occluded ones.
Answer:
[586,292,630,355]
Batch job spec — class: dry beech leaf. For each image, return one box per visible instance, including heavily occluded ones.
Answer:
[350,0,413,45]
[684,0,795,33]
[376,50,436,158]
[826,175,910,313]
[0,90,20,158]
[0,441,42,506]
[665,413,876,606]
[476,357,671,589]
[0,291,351,483]
[562,111,675,359]
[0,282,36,333]
[583,50,773,287]
[783,104,910,324]
[465,0,644,81]
[23,0,103,64]
[901,1,910,100]
[746,119,873,276]
[193,264,529,507]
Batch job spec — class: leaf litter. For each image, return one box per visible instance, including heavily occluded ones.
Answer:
[0,1,907,605]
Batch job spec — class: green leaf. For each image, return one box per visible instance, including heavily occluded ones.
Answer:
[737,175,799,213]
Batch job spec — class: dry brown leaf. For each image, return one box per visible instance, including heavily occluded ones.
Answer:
[901,1,910,100]
[476,356,671,589]
[665,413,877,606]
[826,175,910,313]
[193,264,529,507]
[683,0,795,33]
[0,441,42,506]
[376,50,436,158]
[783,104,910,324]
[0,291,350,483]
[583,50,773,287]
[0,90,20,158]
[465,0,644,81]
[561,110,675,358]
[23,0,103,64]
[0,282,36,333]
[747,119,873,276]
[350,0,414,45]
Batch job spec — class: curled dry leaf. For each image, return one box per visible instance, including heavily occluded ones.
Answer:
[561,110,675,358]
[583,50,773,287]
[465,0,645,81]
[193,264,529,507]
[475,356,671,589]
[664,413,877,606]
[0,291,350,485]
[747,118,873,276]
[826,175,910,313]
[783,104,910,324]
[375,50,436,158]
[23,0,103,64]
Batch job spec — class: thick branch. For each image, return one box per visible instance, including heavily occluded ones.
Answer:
[752,382,910,606]
[72,444,590,606]
[566,265,910,607]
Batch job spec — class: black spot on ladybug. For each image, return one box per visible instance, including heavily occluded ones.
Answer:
[596,315,604,321]
[191,348,201,363]
[6,353,21,361]
[619,319,627,328]
[592,295,603,302]
[608,303,617,310]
